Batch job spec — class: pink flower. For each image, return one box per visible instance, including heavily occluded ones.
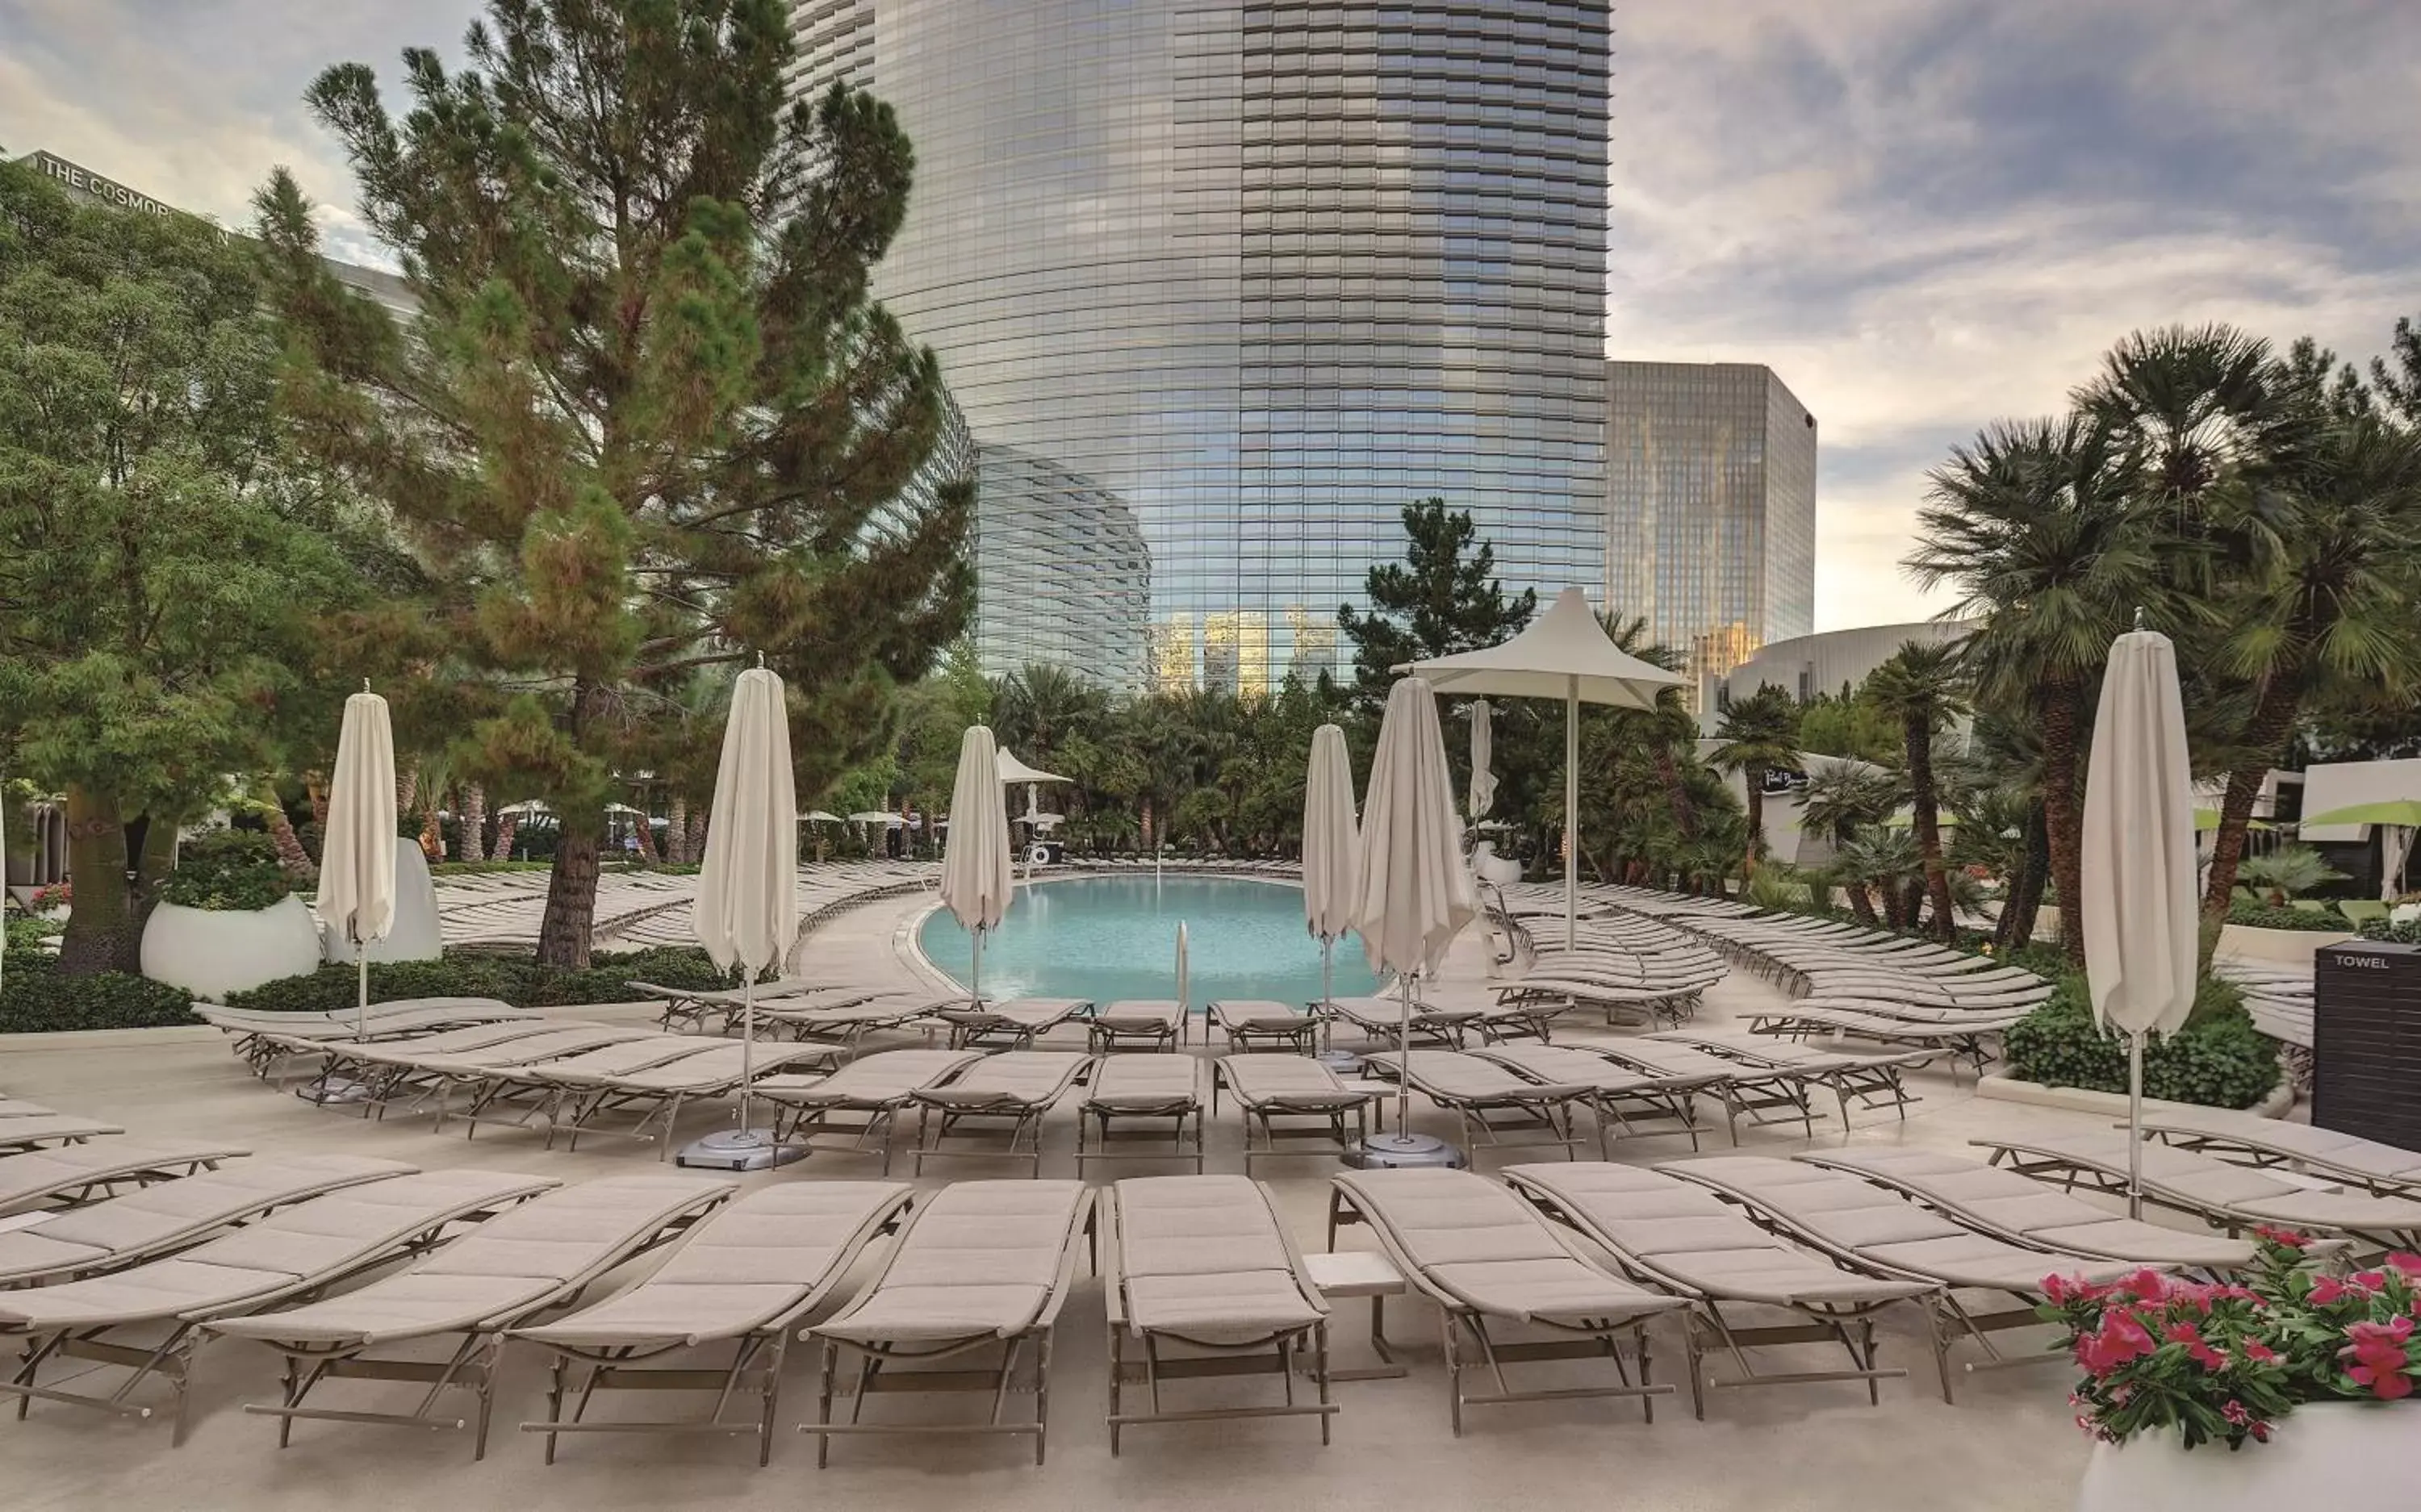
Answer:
[2164,1322,2227,1370]
[2255,1225,2311,1249]
[2310,1274,2370,1305]
[2385,1252,2421,1279]
[2352,1271,2390,1291]
[2222,1399,2252,1426]
[2122,1269,2168,1302]
[2242,1339,2281,1365]
[2249,1421,2271,1443]
[2077,1313,2157,1375]
[2342,1318,2415,1401]
[2043,1273,2105,1305]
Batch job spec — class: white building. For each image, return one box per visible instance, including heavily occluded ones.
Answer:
[1708,620,1978,727]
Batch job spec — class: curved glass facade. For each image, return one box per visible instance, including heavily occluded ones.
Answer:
[792,1,1611,691]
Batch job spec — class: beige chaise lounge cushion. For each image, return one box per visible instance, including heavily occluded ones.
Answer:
[1331,1167,1683,1325]
[814,1180,1090,1344]
[2138,1105,2421,1188]
[1086,1055,1198,1110]
[1471,1044,1698,1096]
[1094,1000,1183,1030]
[0,1113,127,1149]
[1217,1055,1370,1112]
[1368,1050,1587,1105]
[1210,1000,1311,1031]
[1114,1175,1323,1339]
[1808,1148,2253,1267]
[1979,1133,2421,1236]
[512,1180,914,1349]
[755,1047,985,1106]
[913,1051,1090,1110]
[0,1140,251,1217]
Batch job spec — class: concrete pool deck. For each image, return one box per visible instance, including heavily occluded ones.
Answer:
[0,883,2155,1510]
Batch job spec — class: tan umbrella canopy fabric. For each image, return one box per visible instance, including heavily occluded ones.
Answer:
[316,688,397,1042]
[1468,699,1495,821]
[994,748,1070,786]
[1399,587,1687,946]
[692,665,799,1149]
[1302,722,1360,1006]
[2080,625,2197,1215]
[939,725,1015,997]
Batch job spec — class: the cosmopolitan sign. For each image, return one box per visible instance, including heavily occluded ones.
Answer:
[23,151,178,216]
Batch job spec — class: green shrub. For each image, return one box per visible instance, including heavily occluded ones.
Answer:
[2004,975,2281,1109]
[1,953,195,1032]
[426,860,556,875]
[159,829,295,911]
[219,946,736,1013]
[2226,900,2353,933]
[4,917,61,950]
[2358,918,2421,946]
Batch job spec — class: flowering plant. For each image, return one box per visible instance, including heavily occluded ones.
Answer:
[2041,1232,2421,1450]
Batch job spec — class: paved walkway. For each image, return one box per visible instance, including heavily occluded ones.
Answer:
[0,883,2136,1510]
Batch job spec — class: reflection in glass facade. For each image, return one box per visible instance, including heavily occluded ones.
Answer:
[1604,361,1817,709]
[789,2,1612,690]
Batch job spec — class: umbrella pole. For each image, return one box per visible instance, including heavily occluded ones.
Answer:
[2126,1031,2145,1220]
[972,927,984,1003]
[1565,675,1579,950]
[739,971,756,1138]
[356,938,368,1043]
[1396,971,1415,1138]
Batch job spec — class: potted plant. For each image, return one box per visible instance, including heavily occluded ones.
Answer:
[139,829,324,997]
[2049,1232,2420,1510]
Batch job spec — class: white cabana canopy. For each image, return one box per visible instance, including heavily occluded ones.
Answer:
[847,810,905,826]
[996,749,1070,786]
[1399,586,1687,945]
[801,809,843,824]
[2080,624,2197,1216]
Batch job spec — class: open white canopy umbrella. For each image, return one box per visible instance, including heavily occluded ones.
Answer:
[316,687,397,1044]
[681,663,801,1169]
[2300,800,2421,900]
[1402,587,1687,946]
[1302,722,1360,1009]
[2080,623,2197,1217]
[1349,676,1478,1167]
[939,726,1015,999]
[801,809,843,825]
[1468,699,1495,822]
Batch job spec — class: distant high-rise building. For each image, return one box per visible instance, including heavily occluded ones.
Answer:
[1604,361,1817,708]
[790,2,1613,690]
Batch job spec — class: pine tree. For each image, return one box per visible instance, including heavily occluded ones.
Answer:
[1337,498,1539,704]
[254,0,972,965]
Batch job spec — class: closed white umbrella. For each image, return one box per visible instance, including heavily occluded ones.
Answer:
[679,662,801,1170]
[1349,676,1479,1167]
[1468,699,1495,821]
[2080,622,2197,1217]
[316,686,397,1045]
[1302,723,1359,1012]
[939,726,1015,1000]
[1402,587,1687,947]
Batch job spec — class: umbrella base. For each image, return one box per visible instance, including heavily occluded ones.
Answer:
[1316,1050,1365,1076]
[1344,1132,1467,1170]
[675,1129,808,1172]
[298,1076,373,1107]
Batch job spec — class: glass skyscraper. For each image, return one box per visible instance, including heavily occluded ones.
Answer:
[1604,361,1818,708]
[789,1,1612,691]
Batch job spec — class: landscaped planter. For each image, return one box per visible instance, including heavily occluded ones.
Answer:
[140,894,325,998]
[320,843,444,964]
[2076,1403,2417,1510]
[2216,922,2356,963]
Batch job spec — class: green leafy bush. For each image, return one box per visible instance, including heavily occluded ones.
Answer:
[158,829,294,912]
[219,946,735,1013]
[2226,901,2353,933]
[2358,918,2421,945]
[426,861,556,875]
[1,953,195,1032]
[2004,975,2282,1109]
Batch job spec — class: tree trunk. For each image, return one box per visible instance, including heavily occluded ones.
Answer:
[305,771,329,829]
[2002,800,2050,950]
[2038,683,2088,965]
[262,787,316,879]
[1905,711,1955,941]
[664,796,688,865]
[633,808,658,864]
[396,765,418,817]
[537,825,600,968]
[684,812,707,863]
[495,812,521,862]
[59,788,138,976]
[1654,746,1696,837]
[2200,679,2303,934]
[457,783,487,865]
[1742,774,1764,879]
[1844,882,1880,926]
[418,796,444,861]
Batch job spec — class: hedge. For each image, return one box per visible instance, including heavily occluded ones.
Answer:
[2003,975,2282,1109]
[2226,901,2355,933]
[1,951,196,1033]
[2359,919,2421,946]
[219,946,735,1014]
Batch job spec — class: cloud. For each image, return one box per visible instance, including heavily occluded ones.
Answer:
[1608,0,2421,629]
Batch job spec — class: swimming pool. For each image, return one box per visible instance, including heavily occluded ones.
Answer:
[914,875,1380,1007]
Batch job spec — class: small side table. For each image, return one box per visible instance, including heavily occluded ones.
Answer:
[1303,1248,1409,1380]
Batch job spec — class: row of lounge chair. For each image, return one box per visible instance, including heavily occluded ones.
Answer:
[1484,906,1733,1031]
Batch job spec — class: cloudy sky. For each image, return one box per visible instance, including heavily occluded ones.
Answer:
[6,0,2417,629]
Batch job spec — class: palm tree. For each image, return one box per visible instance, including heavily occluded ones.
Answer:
[1796,762,1898,923]
[1909,414,2153,963]
[2237,845,2348,907]
[1864,641,1969,939]
[1835,829,1926,929]
[1708,685,1800,879]
[457,782,488,864]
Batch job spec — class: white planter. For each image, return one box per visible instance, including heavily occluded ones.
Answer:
[2076,1403,2419,1510]
[140,895,325,999]
[2215,923,2356,964]
[320,844,444,964]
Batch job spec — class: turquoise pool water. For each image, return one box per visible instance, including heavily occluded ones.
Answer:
[916,875,1380,1007]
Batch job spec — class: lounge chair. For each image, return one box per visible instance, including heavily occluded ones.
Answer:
[210,1173,736,1459]
[1647,1029,1932,1128]
[404,1026,668,1127]
[909,1051,1093,1175]
[1362,1050,1587,1162]
[2135,1105,2421,1199]
[1503,1161,1946,1414]
[1319,994,1481,1050]
[0,1139,249,1218]
[1589,1039,1817,1141]
[1102,1176,1332,1453]
[0,1154,415,1287]
[452,1034,725,1137]
[755,994,951,1054]
[1326,1167,1684,1434]
[0,1169,551,1442]
[512,1180,915,1466]
[198,999,534,1077]
[1656,1155,2152,1391]
[1467,1044,1716,1154]
[0,1097,57,1118]
[1974,1132,2421,1253]
[1208,999,1323,1055]
[1743,1000,2024,1080]
[935,997,1091,1050]
[292,1019,592,1099]
[1077,1055,1204,1175]
[538,1041,839,1156]
[754,1049,989,1173]
[1800,1147,2257,1268]
[625,977,864,1034]
[1212,1055,1380,1172]
[0,1113,125,1151]
[805,1180,1094,1466]
[1087,1000,1186,1053]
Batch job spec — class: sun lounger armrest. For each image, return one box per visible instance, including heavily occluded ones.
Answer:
[1027,1189,1097,1334]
